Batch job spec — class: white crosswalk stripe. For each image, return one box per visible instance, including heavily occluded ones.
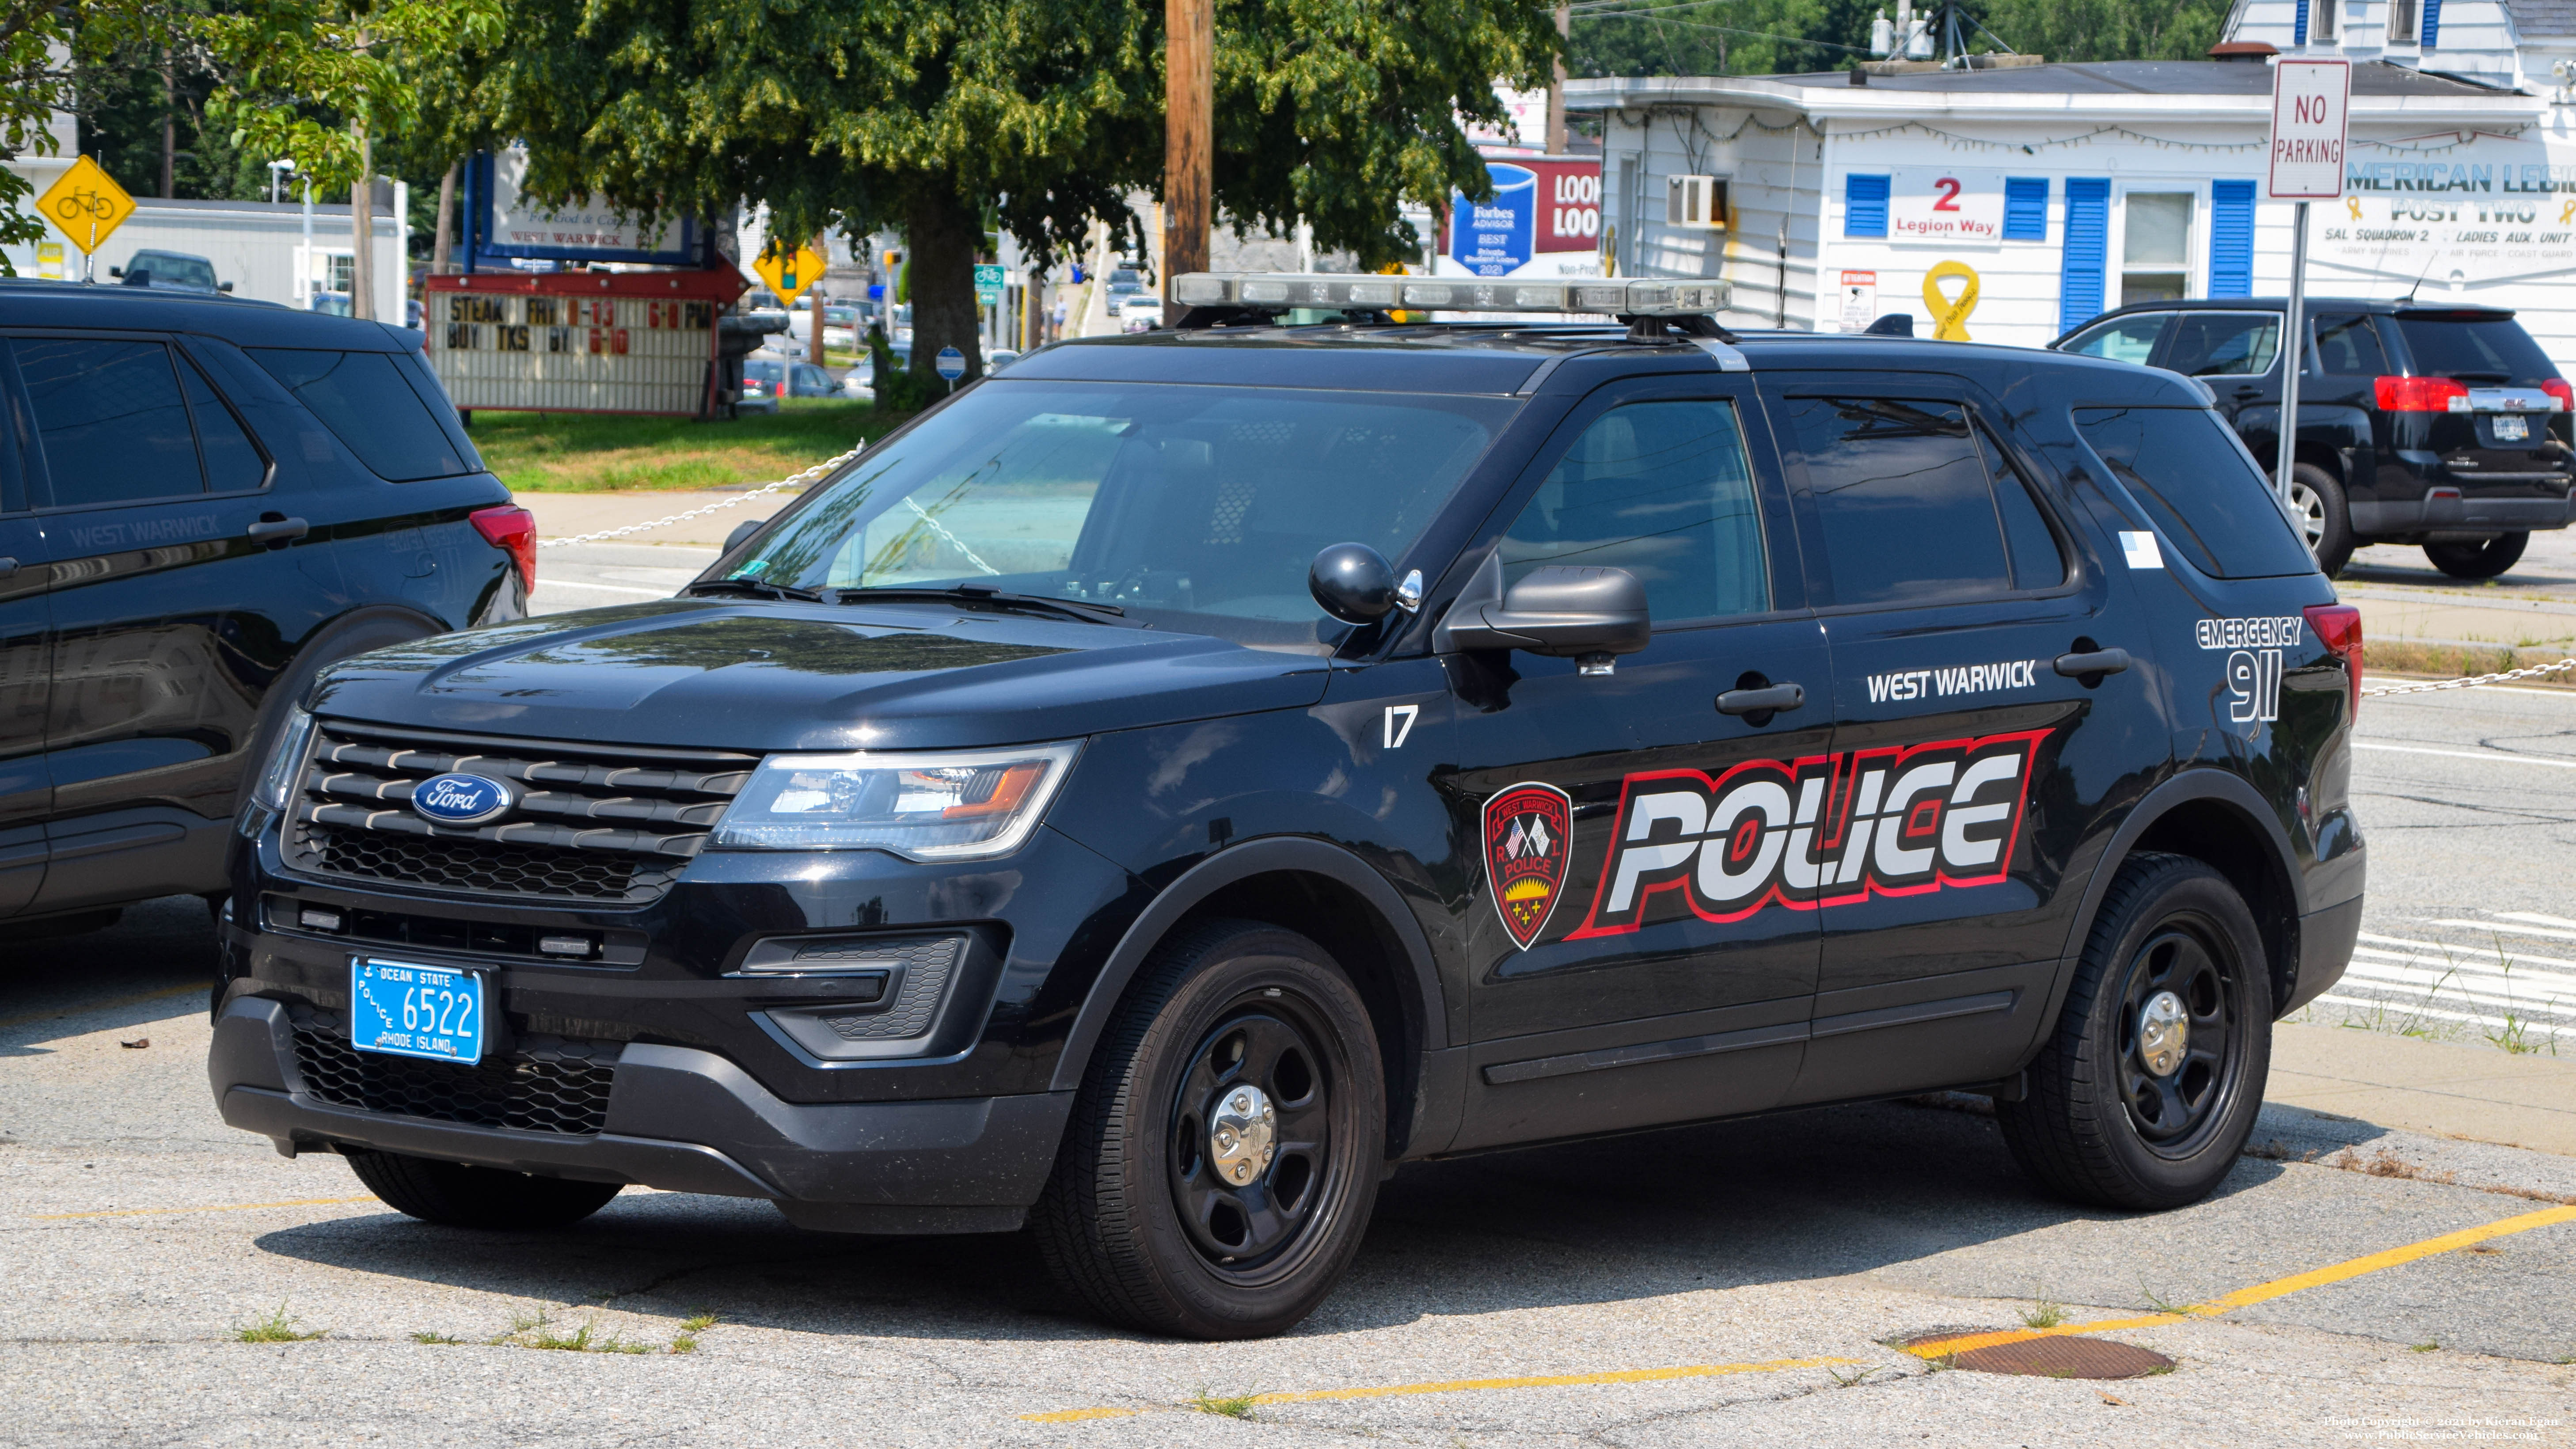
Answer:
[2310,912,2576,1049]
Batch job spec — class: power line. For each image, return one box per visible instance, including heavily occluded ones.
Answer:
[1572,8,1880,56]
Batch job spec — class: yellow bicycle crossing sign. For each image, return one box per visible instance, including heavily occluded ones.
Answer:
[39,157,136,255]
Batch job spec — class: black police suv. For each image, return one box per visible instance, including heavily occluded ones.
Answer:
[2054,298,2573,579]
[0,280,528,936]
[211,274,2365,1340]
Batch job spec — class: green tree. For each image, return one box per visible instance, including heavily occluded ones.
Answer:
[1569,0,2229,76]
[448,0,1559,398]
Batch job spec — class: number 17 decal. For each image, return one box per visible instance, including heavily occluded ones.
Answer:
[1384,704,1420,749]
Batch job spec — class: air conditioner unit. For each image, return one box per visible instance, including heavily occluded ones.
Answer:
[1666,175,1729,231]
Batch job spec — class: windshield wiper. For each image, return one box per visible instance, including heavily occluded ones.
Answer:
[832,585,1136,625]
[684,578,827,603]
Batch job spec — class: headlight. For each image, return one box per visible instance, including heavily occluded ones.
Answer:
[712,742,1080,859]
[251,707,315,812]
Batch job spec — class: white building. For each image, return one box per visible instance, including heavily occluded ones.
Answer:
[2221,0,2576,90]
[1569,60,2576,362]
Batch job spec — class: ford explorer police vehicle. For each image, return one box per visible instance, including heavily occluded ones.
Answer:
[210,274,2368,1341]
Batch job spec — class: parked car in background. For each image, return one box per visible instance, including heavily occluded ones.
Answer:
[0,278,526,939]
[308,292,353,317]
[2052,298,2574,578]
[838,346,911,400]
[111,250,230,294]
[1121,296,1164,333]
[739,357,837,412]
[819,306,864,352]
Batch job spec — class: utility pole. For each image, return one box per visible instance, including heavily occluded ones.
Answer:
[808,234,829,369]
[1163,0,1212,306]
[1546,3,1569,154]
[433,163,457,274]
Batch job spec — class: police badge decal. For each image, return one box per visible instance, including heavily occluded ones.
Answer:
[1483,782,1574,950]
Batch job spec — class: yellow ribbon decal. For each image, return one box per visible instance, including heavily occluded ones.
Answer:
[1922,261,1979,342]
[2561,198,2576,224]
[2347,196,2364,221]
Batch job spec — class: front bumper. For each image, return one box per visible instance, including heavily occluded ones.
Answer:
[209,995,1072,1233]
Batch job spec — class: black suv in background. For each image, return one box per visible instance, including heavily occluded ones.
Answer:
[213,277,2365,1340]
[2054,298,2573,578]
[0,281,527,936]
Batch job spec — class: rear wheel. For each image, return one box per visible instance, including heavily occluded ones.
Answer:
[1032,919,1384,1339]
[1997,854,2270,1211]
[2424,532,2528,579]
[344,1149,622,1229]
[2287,464,2355,577]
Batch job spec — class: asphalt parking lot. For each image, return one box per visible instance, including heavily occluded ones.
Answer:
[5,525,2572,1448]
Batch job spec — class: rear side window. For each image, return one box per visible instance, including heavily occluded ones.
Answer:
[1783,397,2062,606]
[2310,314,2389,375]
[2074,407,2314,578]
[2161,312,2279,377]
[15,338,204,506]
[247,348,482,481]
[2393,315,2557,382]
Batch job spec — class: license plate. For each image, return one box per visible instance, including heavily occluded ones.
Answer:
[349,958,486,1064]
[2493,414,2530,441]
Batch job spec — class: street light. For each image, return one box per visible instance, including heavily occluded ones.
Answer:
[268,159,296,205]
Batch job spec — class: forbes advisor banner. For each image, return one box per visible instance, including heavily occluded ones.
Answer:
[1438,158,1603,279]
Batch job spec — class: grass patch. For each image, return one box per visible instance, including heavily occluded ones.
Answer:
[234,1303,325,1343]
[669,1312,719,1354]
[2020,1295,2067,1330]
[1189,1389,1260,1419]
[466,399,899,494]
[410,1331,466,1345]
[492,1309,655,1354]
[2137,1283,2190,1316]
[2366,639,2576,688]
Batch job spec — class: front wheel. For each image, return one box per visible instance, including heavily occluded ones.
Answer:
[2287,464,2355,577]
[2424,532,2528,579]
[1032,919,1384,1339]
[344,1149,622,1229]
[1997,854,2271,1211]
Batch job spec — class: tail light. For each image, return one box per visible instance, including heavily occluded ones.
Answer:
[2305,603,2363,723]
[470,504,537,594]
[2374,375,2470,412]
[2543,378,2573,413]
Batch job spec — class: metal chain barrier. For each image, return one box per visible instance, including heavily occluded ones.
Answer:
[2364,658,2576,697]
[533,439,871,550]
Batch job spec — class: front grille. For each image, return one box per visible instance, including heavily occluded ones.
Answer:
[282,720,756,905]
[288,1004,619,1136]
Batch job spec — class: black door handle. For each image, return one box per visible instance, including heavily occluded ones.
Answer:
[2054,647,2131,678]
[246,516,310,545]
[1716,681,1806,716]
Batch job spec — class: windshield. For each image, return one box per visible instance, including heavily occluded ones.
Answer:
[729,379,1518,652]
[2394,315,2556,382]
[133,253,217,288]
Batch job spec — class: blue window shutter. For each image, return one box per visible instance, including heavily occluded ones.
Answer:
[2209,180,2256,298]
[1845,175,1890,237]
[2424,0,2441,44]
[2295,0,2310,43]
[2060,178,2111,335]
[2003,178,2048,240]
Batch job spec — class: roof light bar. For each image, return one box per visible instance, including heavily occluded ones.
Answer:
[1170,272,1729,318]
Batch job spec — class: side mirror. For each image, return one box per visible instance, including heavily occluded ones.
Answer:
[722,517,768,555]
[108,266,124,278]
[219,281,234,293]
[1437,553,1649,672]
[1308,542,1398,624]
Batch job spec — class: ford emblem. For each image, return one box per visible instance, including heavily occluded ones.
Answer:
[411,772,514,826]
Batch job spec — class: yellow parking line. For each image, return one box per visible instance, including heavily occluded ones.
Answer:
[0,981,210,1034]
[1018,1354,1862,1422]
[34,1196,379,1221]
[1903,1202,2576,1359]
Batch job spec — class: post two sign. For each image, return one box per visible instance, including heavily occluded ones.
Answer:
[2268,59,2351,200]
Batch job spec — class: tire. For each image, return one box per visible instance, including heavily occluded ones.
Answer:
[1997,854,2272,1211]
[1032,918,1385,1340]
[2287,463,2355,577]
[2424,532,2528,580]
[344,1149,622,1229]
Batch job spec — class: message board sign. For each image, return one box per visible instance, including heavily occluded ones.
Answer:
[425,270,745,417]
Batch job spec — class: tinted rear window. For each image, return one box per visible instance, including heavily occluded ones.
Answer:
[247,348,482,480]
[2394,316,2557,382]
[2074,407,2314,578]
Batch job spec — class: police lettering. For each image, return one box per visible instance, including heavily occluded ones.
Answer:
[1568,729,2046,937]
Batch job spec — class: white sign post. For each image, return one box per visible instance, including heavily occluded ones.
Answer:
[2268,59,2351,507]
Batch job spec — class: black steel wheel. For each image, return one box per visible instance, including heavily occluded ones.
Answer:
[1998,854,2272,1210]
[1033,918,1384,1339]
[2114,921,2251,1155]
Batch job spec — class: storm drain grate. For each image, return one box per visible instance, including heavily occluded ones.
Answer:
[1907,1333,2176,1380]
